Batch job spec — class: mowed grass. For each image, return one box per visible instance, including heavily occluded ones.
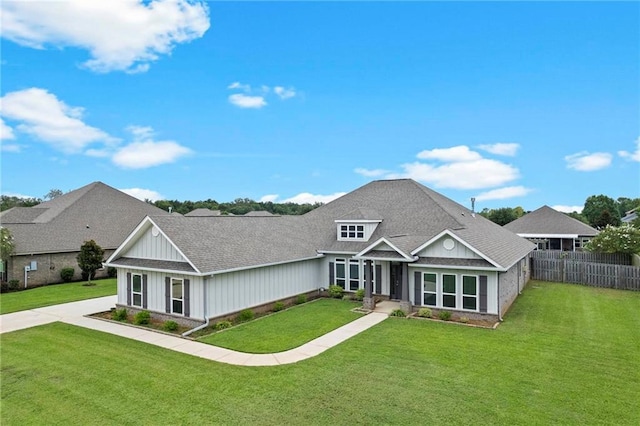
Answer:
[2,281,639,425]
[198,298,363,353]
[0,278,116,314]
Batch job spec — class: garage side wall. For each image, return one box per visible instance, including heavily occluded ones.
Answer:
[206,258,323,318]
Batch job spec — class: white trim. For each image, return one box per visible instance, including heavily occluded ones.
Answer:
[355,237,415,261]
[207,254,325,276]
[408,263,500,272]
[105,263,198,276]
[334,219,382,224]
[410,229,501,269]
[106,216,201,274]
[518,233,579,239]
[317,250,359,255]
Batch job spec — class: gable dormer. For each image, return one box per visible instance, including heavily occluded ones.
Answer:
[335,208,382,242]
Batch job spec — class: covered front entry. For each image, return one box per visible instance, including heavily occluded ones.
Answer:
[390,262,403,300]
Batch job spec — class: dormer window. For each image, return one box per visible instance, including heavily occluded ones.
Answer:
[340,224,365,239]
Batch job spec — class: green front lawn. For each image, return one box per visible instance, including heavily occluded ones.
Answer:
[197,298,363,353]
[1,281,639,424]
[0,278,116,314]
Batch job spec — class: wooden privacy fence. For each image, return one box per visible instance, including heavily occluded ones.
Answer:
[530,251,632,265]
[531,257,640,291]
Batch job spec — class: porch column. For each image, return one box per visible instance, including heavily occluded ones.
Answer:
[399,262,411,314]
[363,259,375,310]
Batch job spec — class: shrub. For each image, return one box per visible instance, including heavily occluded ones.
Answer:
[107,267,117,278]
[237,309,254,323]
[215,320,232,331]
[8,279,20,291]
[295,294,307,305]
[328,285,343,299]
[60,267,75,282]
[438,311,452,321]
[273,301,285,312]
[417,307,432,318]
[163,320,179,332]
[390,309,406,317]
[133,310,151,325]
[354,288,365,301]
[459,316,470,324]
[112,308,128,321]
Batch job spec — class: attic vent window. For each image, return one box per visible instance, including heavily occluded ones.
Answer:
[340,224,364,239]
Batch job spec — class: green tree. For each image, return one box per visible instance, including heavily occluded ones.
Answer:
[582,195,621,228]
[0,195,41,211]
[585,225,640,254]
[566,212,589,224]
[1,227,15,261]
[76,240,104,285]
[483,207,519,226]
[617,197,640,218]
[44,189,64,200]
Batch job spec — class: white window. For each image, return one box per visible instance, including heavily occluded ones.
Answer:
[462,275,478,311]
[423,273,437,306]
[340,224,364,239]
[442,274,456,308]
[334,258,365,292]
[171,278,183,315]
[131,274,143,307]
[335,259,346,289]
[349,259,360,291]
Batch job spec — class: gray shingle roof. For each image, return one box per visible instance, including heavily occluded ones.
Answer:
[2,182,169,255]
[184,208,221,217]
[504,205,598,237]
[116,179,534,273]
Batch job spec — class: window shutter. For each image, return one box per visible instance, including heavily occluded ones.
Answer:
[479,275,488,313]
[414,271,422,306]
[375,265,382,294]
[329,262,334,286]
[126,273,132,306]
[142,274,148,309]
[184,279,190,317]
[165,277,171,313]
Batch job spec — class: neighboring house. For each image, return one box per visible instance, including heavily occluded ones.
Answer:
[622,208,638,224]
[1,182,168,287]
[106,179,535,327]
[504,205,599,251]
[184,208,221,217]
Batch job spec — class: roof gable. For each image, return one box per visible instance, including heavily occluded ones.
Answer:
[504,205,598,237]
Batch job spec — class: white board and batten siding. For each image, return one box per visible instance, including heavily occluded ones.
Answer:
[117,268,205,320]
[415,235,483,259]
[206,258,323,318]
[126,225,185,261]
[409,266,499,315]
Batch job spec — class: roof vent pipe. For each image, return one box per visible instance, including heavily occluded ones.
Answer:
[168,206,173,213]
[471,197,476,214]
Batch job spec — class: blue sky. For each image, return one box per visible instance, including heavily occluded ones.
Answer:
[1,1,638,213]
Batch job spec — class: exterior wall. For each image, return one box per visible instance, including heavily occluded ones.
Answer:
[126,226,185,261]
[498,256,530,316]
[409,265,499,315]
[116,267,204,320]
[206,258,323,318]
[7,250,114,288]
[415,235,482,259]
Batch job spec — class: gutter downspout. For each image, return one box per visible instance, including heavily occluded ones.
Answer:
[497,273,503,322]
[182,277,210,337]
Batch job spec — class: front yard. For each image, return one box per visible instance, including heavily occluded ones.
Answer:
[0,278,116,314]
[1,281,639,424]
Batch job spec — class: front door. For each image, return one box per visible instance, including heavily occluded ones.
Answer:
[390,263,402,300]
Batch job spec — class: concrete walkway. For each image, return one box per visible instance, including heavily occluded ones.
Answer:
[0,296,388,366]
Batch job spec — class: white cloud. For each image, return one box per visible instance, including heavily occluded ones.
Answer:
[1,142,22,153]
[120,187,164,202]
[618,137,640,162]
[112,126,192,169]
[259,194,279,202]
[565,151,612,171]
[280,192,346,204]
[395,158,520,190]
[0,87,116,153]
[478,143,519,156]
[227,82,251,92]
[0,0,210,73]
[474,186,533,202]
[417,145,482,162]
[274,86,296,100]
[1,118,15,140]
[228,94,267,109]
[354,168,390,178]
[552,205,583,214]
